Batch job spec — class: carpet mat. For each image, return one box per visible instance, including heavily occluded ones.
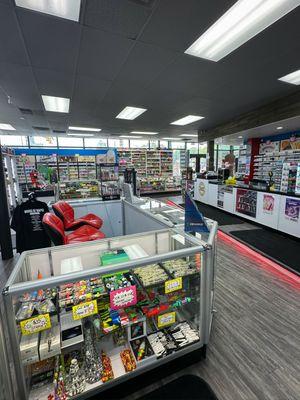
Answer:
[230,229,300,274]
[136,375,218,400]
[194,202,245,226]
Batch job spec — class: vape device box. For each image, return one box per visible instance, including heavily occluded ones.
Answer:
[20,333,40,365]
[39,324,61,360]
[60,311,83,349]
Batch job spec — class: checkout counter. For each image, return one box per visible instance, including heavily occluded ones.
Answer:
[194,178,300,238]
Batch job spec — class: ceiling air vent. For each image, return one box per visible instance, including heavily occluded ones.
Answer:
[19,107,33,115]
[32,126,50,131]
[53,130,66,134]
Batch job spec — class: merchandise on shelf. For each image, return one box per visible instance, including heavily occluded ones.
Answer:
[58,180,100,199]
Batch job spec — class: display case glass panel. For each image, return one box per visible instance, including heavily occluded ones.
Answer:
[4,228,209,400]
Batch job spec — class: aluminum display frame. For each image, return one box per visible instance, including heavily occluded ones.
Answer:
[2,223,217,400]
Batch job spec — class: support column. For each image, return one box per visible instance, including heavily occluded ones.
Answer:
[0,150,13,260]
[207,140,215,171]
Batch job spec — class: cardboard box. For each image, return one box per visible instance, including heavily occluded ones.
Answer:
[39,324,61,360]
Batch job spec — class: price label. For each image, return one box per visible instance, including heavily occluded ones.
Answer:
[110,285,137,310]
[165,277,182,294]
[20,313,51,335]
[157,312,176,328]
[72,300,98,321]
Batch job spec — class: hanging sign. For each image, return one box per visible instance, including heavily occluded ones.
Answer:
[20,313,51,335]
[157,312,176,328]
[165,277,182,294]
[72,300,98,321]
[110,285,137,310]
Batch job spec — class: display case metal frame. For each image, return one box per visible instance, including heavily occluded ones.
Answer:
[2,224,217,400]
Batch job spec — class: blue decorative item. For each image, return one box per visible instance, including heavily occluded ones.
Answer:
[185,192,209,233]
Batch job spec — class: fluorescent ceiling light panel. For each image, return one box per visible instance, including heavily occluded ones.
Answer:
[278,69,300,85]
[276,126,283,130]
[171,115,204,126]
[120,135,142,139]
[67,133,94,137]
[163,137,181,140]
[0,123,15,130]
[69,126,101,132]
[42,95,70,113]
[116,106,147,120]
[185,0,300,62]
[15,0,81,22]
[180,134,198,137]
[131,131,158,135]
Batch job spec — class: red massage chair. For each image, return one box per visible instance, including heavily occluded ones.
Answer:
[42,213,105,246]
[52,201,103,231]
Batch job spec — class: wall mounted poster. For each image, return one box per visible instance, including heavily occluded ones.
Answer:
[236,188,257,218]
[217,185,225,208]
[263,194,274,214]
[285,198,300,222]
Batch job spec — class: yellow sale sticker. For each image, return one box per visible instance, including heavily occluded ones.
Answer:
[20,313,51,335]
[165,277,182,294]
[72,300,98,321]
[157,312,176,328]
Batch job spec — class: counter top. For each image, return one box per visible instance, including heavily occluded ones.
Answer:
[199,179,300,199]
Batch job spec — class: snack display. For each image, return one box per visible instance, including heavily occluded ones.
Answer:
[103,272,135,293]
[59,278,106,308]
[134,264,169,287]
[130,337,154,362]
[147,331,177,358]
[101,351,114,382]
[163,259,198,277]
[168,322,200,347]
[120,349,136,372]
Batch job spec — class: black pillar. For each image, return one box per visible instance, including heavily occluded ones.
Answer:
[207,140,215,171]
[0,150,13,260]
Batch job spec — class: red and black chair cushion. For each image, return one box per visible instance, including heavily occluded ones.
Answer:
[52,201,103,231]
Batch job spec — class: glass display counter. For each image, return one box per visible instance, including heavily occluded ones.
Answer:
[2,226,217,400]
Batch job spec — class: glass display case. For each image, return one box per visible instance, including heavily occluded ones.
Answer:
[2,227,217,400]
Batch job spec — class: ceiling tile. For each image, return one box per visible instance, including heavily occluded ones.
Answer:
[0,62,42,109]
[0,4,28,65]
[34,68,74,97]
[77,26,134,79]
[17,9,81,72]
[84,0,154,39]
[72,75,112,113]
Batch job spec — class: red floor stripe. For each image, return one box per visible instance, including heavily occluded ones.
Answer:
[218,230,300,289]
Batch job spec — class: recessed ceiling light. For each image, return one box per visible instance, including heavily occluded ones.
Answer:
[15,0,81,22]
[116,106,147,120]
[278,69,300,85]
[120,135,142,139]
[185,0,299,62]
[0,123,15,130]
[163,137,181,140]
[238,136,243,138]
[68,126,101,132]
[171,115,204,126]
[42,95,70,113]
[180,134,198,137]
[276,126,283,130]
[131,131,158,135]
[67,133,94,137]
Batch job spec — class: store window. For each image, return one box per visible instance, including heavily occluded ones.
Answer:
[84,138,108,148]
[108,138,129,148]
[58,137,83,147]
[159,140,169,149]
[130,139,149,149]
[199,142,207,154]
[149,140,159,149]
[29,136,57,147]
[187,142,199,154]
[0,135,28,146]
[171,141,185,149]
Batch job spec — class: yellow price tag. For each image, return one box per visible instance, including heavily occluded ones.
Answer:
[72,300,98,321]
[157,312,176,328]
[20,313,51,335]
[165,277,182,294]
